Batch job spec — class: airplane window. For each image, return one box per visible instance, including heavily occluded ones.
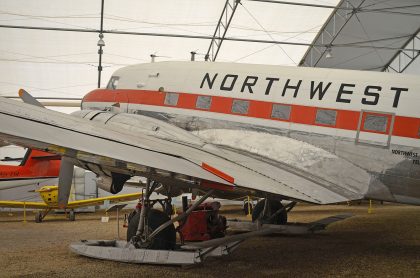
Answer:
[196,95,211,110]
[363,114,388,132]
[271,104,291,120]
[164,92,179,106]
[106,76,119,90]
[231,100,249,114]
[315,109,337,126]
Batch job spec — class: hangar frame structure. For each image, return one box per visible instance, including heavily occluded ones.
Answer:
[0,0,419,100]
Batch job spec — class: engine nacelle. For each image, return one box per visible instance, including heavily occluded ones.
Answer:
[96,172,130,194]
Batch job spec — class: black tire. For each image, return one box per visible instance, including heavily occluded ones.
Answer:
[127,209,176,250]
[252,199,287,225]
[35,211,42,223]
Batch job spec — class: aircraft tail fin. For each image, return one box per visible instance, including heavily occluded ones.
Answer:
[20,149,61,177]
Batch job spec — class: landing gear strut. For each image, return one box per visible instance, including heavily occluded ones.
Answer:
[69,210,76,221]
[71,191,351,265]
[35,208,51,223]
[127,208,176,250]
[252,199,296,225]
[126,179,214,250]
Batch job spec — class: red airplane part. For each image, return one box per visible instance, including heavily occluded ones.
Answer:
[0,149,61,188]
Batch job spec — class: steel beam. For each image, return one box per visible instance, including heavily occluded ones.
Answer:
[205,0,241,62]
[299,0,367,67]
[383,29,420,73]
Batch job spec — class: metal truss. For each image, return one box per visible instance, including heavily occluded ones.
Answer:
[205,0,241,62]
[383,29,420,73]
[298,0,367,67]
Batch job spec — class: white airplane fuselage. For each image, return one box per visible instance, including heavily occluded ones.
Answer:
[79,61,419,205]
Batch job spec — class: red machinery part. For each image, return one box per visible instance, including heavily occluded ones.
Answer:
[178,201,227,242]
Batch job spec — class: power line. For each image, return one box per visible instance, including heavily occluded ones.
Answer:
[0,24,417,52]
[0,10,97,30]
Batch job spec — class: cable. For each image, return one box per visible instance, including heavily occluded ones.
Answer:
[361,0,395,9]
[104,14,216,27]
[104,14,214,36]
[105,53,147,62]
[0,50,98,68]
[230,24,320,34]
[246,0,420,16]
[354,13,385,65]
[329,36,405,69]
[0,81,96,97]
[233,24,322,62]
[0,10,97,30]
[0,11,100,19]
[239,2,296,64]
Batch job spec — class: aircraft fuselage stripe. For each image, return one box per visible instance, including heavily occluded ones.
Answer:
[82,89,420,140]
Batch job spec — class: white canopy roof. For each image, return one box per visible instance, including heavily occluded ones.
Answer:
[0,0,418,101]
[299,0,420,73]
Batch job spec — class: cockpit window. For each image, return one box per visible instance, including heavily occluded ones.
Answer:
[106,76,119,90]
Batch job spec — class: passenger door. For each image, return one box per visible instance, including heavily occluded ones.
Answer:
[355,110,395,148]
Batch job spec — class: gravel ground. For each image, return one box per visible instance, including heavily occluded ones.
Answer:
[0,202,419,277]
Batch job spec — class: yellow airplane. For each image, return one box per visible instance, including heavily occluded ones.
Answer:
[0,185,141,222]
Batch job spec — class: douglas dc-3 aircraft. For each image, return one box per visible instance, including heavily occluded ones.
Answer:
[0,148,60,190]
[0,61,419,264]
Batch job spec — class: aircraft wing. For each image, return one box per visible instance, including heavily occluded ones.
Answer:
[0,201,48,209]
[66,193,141,209]
[0,97,363,204]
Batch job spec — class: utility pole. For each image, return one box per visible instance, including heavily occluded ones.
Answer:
[97,0,105,88]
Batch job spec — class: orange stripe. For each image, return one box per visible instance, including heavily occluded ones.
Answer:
[82,89,420,139]
[201,163,235,184]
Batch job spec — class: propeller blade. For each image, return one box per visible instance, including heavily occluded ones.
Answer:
[18,89,45,108]
[58,157,74,208]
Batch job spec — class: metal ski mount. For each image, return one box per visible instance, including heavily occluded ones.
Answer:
[70,179,352,266]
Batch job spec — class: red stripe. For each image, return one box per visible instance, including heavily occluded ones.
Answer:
[200,180,235,192]
[82,89,420,139]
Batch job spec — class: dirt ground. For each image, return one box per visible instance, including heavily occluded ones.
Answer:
[0,202,419,277]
